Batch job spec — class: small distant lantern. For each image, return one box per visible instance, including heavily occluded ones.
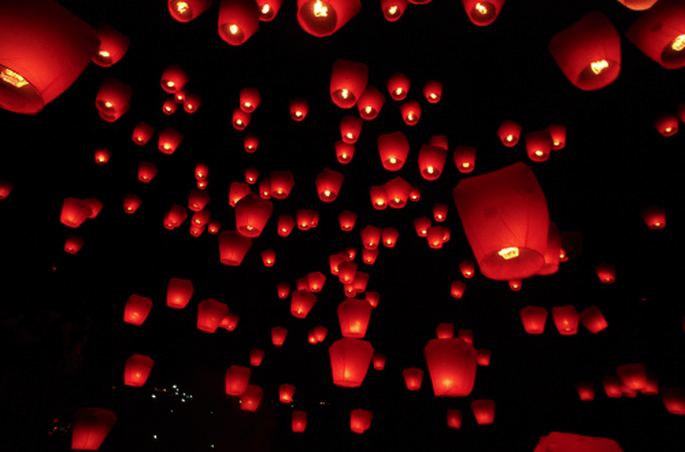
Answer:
[370,185,389,210]
[188,188,210,212]
[386,72,411,101]
[64,235,84,254]
[95,77,131,119]
[124,294,152,325]
[520,306,548,334]
[297,0,362,38]
[190,223,206,238]
[315,168,344,202]
[579,306,608,333]
[291,289,318,319]
[546,125,567,150]
[576,381,596,401]
[660,388,685,415]
[453,146,476,173]
[174,90,186,104]
[289,98,309,121]
[225,365,251,396]
[278,383,296,403]
[358,86,386,120]
[497,120,522,146]
[377,131,410,171]
[595,262,616,283]
[418,145,447,180]
[400,100,421,125]
[138,162,158,183]
[123,193,142,214]
[271,326,288,346]
[626,0,685,70]
[329,338,374,387]
[260,249,276,267]
[167,205,189,227]
[244,134,260,153]
[461,0,505,26]
[240,384,263,411]
[167,277,194,309]
[340,115,363,144]
[249,349,265,366]
[292,411,307,432]
[640,205,666,229]
[235,193,273,237]
[450,281,466,299]
[162,98,177,115]
[276,282,291,299]
[307,271,327,292]
[385,176,412,209]
[471,399,496,425]
[169,0,213,22]
[459,260,476,278]
[218,0,260,46]
[256,0,284,21]
[380,0,408,21]
[314,325,328,342]
[296,209,314,230]
[272,215,294,238]
[329,59,368,109]
[94,147,111,165]
[414,217,432,237]
[337,298,373,338]
[270,171,295,199]
[427,226,445,249]
[335,140,356,164]
[507,280,521,291]
[372,353,387,370]
[218,230,252,266]
[197,299,229,333]
[436,323,454,339]
[525,130,553,162]
[71,408,117,451]
[642,372,659,396]
[228,181,251,207]
[653,112,679,136]
[208,219,222,234]
[430,204,447,223]
[232,107,251,130]
[476,349,492,366]
[616,363,647,391]
[93,24,129,67]
[220,313,239,331]
[549,11,621,91]
[350,409,373,434]
[158,127,183,155]
[360,225,382,250]
[239,87,261,113]
[338,210,357,231]
[381,227,399,248]
[402,368,424,391]
[365,291,380,308]
[423,79,443,103]
[132,122,154,146]
[244,167,259,185]
[447,409,463,429]
[124,354,154,387]
[552,305,579,335]
[329,252,348,275]
[602,376,624,398]
[424,338,478,397]
[161,63,189,93]
[183,92,201,113]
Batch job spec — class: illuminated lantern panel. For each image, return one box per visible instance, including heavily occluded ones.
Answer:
[169,0,213,22]
[403,368,424,391]
[64,235,84,254]
[218,0,260,46]
[271,326,288,346]
[640,205,666,229]
[548,11,621,91]
[232,107,251,130]
[208,219,222,234]
[183,92,201,113]
[424,338,478,397]
[228,181,251,207]
[459,260,476,278]
[546,124,567,150]
[617,363,647,391]
[190,223,206,238]
[447,409,463,429]
[328,59,368,109]
[653,112,679,136]
[188,188,210,212]
[552,305,579,336]
[329,252,347,275]
[218,231,252,266]
[423,79,443,103]
[123,193,142,214]
[338,210,357,231]
[453,146,476,173]
[132,122,154,146]
[520,306,548,334]
[138,162,158,183]
[525,130,553,162]
[462,0,505,26]
[329,338,374,387]
[307,271,326,292]
[427,226,445,249]
[162,98,178,115]
[626,0,685,69]
[124,354,154,387]
[71,407,117,451]
[436,323,454,339]
[576,381,595,401]
[239,87,261,113]
[315,168,344,202]
[340,115,363,144]
[357,86,386,120]
[95,77,131,117]
[579,306,608,333]
[335,141,356,164]
[297,0,362,37]
[660,388,685,415]
[289,98,310,121]
[450,281,466,299]
[410,186,421,202]
[278,383,296,403]
[294,276,309,291]
[453,162,549,281]
[225,365,252,396]
[168,205,189,228]
[595,262,616,283]
[175,90,187,104]
[158,127,183,155]
[377,131,410,171]
[360,225,382,250]
[386,72,411,101]
[296,209,314,230]
[602,376,624,398]
[291,289,318,319]
[350,409,373,434]
[240,384,263,412]
[400,100,421,125]
[642,372,659,396]
[338,298,373,338]
[471,399,496,425]
[497,119,522,146]
[370,185,389,210]
[94,147,111,165]
[476,349,491,366]
[414,217,432,237]
[249,349,264,366]
[235,193,273,237]
[380,227,399,248]
[277,215,296,237]
[536,222,561,275]
[244,134,260,153]
[161,63,189,93]
[221,313,240,331]
[291,410,308,432]
[270,171,295,200]
[124,295,152,326]
[385,176,412,209]
[418,145,447,181]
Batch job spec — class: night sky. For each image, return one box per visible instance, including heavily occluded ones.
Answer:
[1,0,684,451]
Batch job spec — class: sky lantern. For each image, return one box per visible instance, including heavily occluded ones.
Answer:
[461,0,505,26]
[381,227,399,248]
[298,0,362,37]
[93,24,129,67]
[547,125,567,150]
[123,194,142,214]
[363,250,378,268]
[256,0,284,21]
[427,226,444,247]
[94,147,111,165]
[174,90,187,104]
[552,305,579,335]
[0,0,99,115]
[660,388,685,415]
[167,278,194,309]
[369,185,389,210]
[271,326,288,346]
[459,260,476,278]
[525,130,553,162]
[228,181,251,207]
[386,72,411,101]
[218,230,252,266]
[169,0,213,22]
[377,131,410,171]
[197,299,229,333]
[418,145,447,181]
[276,282,291,299]
[232,107,251,130]
[450,281,466,299]
[279,383,296,403]
[95,77,131,121]
[642,372,659,396]
[124,354,154,387]
[453,146,476,173]
[653,112,679,136]
[244,134,260,153]
[640,205,666,229]
[497,119,522,146]
[423,79,443,103]
[436,323,454,339]
[534,432,624,451]
[537,222,561,275]
[289,98,309,121]
[161,63,189,94]
[132,122,154,146]
[162,98,178,115]
[315,169,344,202]
[296,209,314,230]
[192,209,211,228]
[277,214,295,237]
[84,199,103,219]
[138,162,158,183]
[249,349,265,366]
[307,271,327,292]
[380,0,408,22]
[458,330,473,345]
[235,193,273,237]
[190,223,206,238]
[218,0,260,46]
[329,338,374,387]
[188,189,210,212]
[471,399,495,425]
[617,363,647,391]
[595,262,616,283]
[167,205,189,228]
[400,100,421,126]
[183,92,201,113]
[602,376,624,398]
[338,298,373,338]
[626,0,685,69]
[372,353,387,370]
[385,176,412,208]
[340,115,363,144]
[424,338,478,397]
[291,411,307,433]
[239,87,261,113]
[453,162,549,281]
[447,409,463,429]
[334,141,355,164]
[403,368,424,391]
[350,409,373,434]
[291,289,318,318]
[124,295,152,326]
[260,249,276,267]
[576,381,596,401]
[329,59,368,108]
[225,365,251,395]
[357,86,386,120]
[338,210,357,231]
[195,163,209,181]
[476,349,492,366]
[208,219,221,234]
[270,171,295,199]
[414,217,431,237]
[296,276,310,290]
[158,127,183,155]
[520,306,548,334]
[579,306,608,333]
[312,325,328,343]
[549,11,621,91]
[364,291,380,309]
[64,235,84,254]
[71,407,117,451]
[360,225,382,250]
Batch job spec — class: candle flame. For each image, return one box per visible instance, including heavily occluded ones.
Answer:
[590,60,609,75]
[498,247,519,260]
[475,3,487,14]
[261,4,270,14]
[176,2,189,14]
[229,25,239,35]
[672,34,685,52]
[314,0,328,17]
[388,6,398,15]
[99,50,111,58]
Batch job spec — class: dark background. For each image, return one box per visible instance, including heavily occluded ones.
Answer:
[1,0,684,450]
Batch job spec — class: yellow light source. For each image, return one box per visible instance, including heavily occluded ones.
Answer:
[376,200,384,206]
[475,2,487,14]
[229,24,239,35]
[535,150,544,157]
[167,81,175,88]
[389,157,397,164]
[345,132,354,140]
[427,166,434,174]
[314,0,328,17]
[104,101,113,109]
[506,134,513,142]
[341,89,349,99]
[176,2,190,14]
[672,34,685,52]
[498,247,519,260]
[324,190,331,197]
[236,119,243,126]
[429,93,437,100]
[164,144,171,150]
[295,111,303,117]
[99,50,111,58]
[407,113,415,122]
[187,104,193,110]
[665,127,672,133]
[165,107,171,112]
[1,68,29,88]
[388,6,398,15]
[261,4,270,14]
[462,162,470,168]
[364,106,372,114]
[590,59,609,75]
[244,102,251,109]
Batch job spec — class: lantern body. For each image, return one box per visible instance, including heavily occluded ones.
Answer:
[239,384,263,411]
[260,249,276,267]
[338,210,357,231]
[471,399,496,425]
[183,92,201,113]
[477,349,492,366]
[235,193,273,237]
[158,127,183,154]
[197,299,229,333]
[307,271,326,292]
[450,281,467,299]
[132,122,154,146]
[124,295,152,325]
[461,0,505,26]
[329,338,374,387]
[314,325,328,342]
[616,363,647,391]
[423,79,443,103]
[453,146,476,173]
[385,177,411,209]
[315,168,344,202]
[537,222,561,275]
[0,0,99,115]
[365,291,380,308]
[579,306,608,333]
[169,0,212,22]
[447,409,462,429]
[95,77,131,119]
[297,0,362,37]
[626,0,685,69]
[228,181,251,207]
[497,119,522,146]
[256,0,284,21]
[509,279,522,291]
[520,306,548,334]
[552,305,579,335]
[410,186,421,202]
[244,134,260,153]
[424,338,478,397]
[271,326,288,346]
[64,235,84,254]
[124,354,154,387]
[249,349,264,366]
[291,410,308,432]
[291,289,318,319]
[372,353,386,370]
[534,432,624,452]
[436,323,454,339]
[208,219,222,234]
[93,24,129,67]
[174,90,186,103]
[218,0,260,46]
[362,248,379,265]
[187,189,209,212]
[138,162,158,183]
[459,260,475,278]
[218,231,252,266]
[400,100,421,125]
[232,107,251,130]
[337,299,373,338]
[377,131,410,171]
[360,225,382,250]
[123,194,142,214]
[381,227,399,248]
[386,72,411,101]
[547,124,567,150]
[414,217,432,237]
[162,98,178,115]
[239,87,261,112]
[358,86,386,120]
[661,388,685,415]
[640,205,666,229]
[525,130,553,162]
[402,368,424,391]
[276,282,291,299]
[0,180,12,199]
[453,162,549,281]
[296,209,314,230]
[167,205,189,228]
[576,381,595,401]
[94,147,111,165]
[161,63,189,93]
[167,278,194,309]
[86,200,105,219]
[329,59,368,108]
[71,407,117,451]
[431,135,449,149]
[370,185,389,210]
[549,12,621,90]
[289,97,309,121]
[61,198,92,228]
[335,141,355,164]
[192,210,211,228]
[418,145,447,180]
[642,372,659,396]
[350,409,373,433]
[595,262,616,283]
[279,383,296,403]
[602,376,624,398]
[270,171,294,199]
[277,215,296,237]
[221,314,240,331]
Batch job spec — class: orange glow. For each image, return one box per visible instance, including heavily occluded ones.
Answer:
[475,3,487,14]
[176,2,190,14]
[389,157,397,164]
[429,93,437,99]
[1,68,29,88]
[341,88,349,99]
[295,111,303,117]
[104,101,113,109]
[462,162,470,168]
[590,59,609,75]
[314,0,328,17]
[672,34,685,52]
[186,104,193,110]
[376,199,384,206]
[388,6,398,15]
[498,247,519,260]
[553,140,560,146]
[395,88,403,96]
[229,24,239,35]
[341,153,348,160]
[261,4,270,14]
[506,134,513,142]
[98,50,111,58]
[167,81,175,88]
[534,150,544,156]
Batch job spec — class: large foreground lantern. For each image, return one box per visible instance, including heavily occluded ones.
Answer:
[0,0,99,115]
[329,59,368,108]
[218,0,260,46]
[461,0,506,27]
[329,338,374,387]
[169,0,213,22]
[424,338,478,397]
[626,0,685,69]
[298,0,362,38]
[549,11,621,91]
[534,432,624,451]
[453,162,549,281]
[218,231,252,266]
[71,407,117,451]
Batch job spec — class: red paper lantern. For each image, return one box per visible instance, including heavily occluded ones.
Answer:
[158,127,183,155]
[329,59,368,108]
[124,354,154,387]
[453,162,549,281]
[83,199,102,218]
[307,271,326,292]
[167,205,189,228]
[618,0,659,10]
[459,260,475,278]
[239,385,264,411]
[364,291,380,308]
[453,146,476,173]
[249,349,264,366]
[64,235,84,254]
[197,299,229,333]
[218,0,260,46]
[380,0,408,22]
[447,409,462,429]
[414,217,432,237]
[423,80,443,103]
[369,185,389,210]
[471,399,495,425]
[314,325,328,342]
[218,230,252,266]
[124,295,152,326]
[653,112,679,136]
[642,372,659,396]
[381,227,399,248]
[279,383,296,403]
[476,349,492,366]
[357,86,386,120]
[660,388,685,415]
[188,189,210,212]
[137,162,158,183]
[255,0,284,21]
[183,92,201,113]
[424,338,478,397]
[385,176,412,209]
[329,338,374,387]
[534,432,624,451]
[232,107,251,130]
[350,409,373,434]
[260,249,276,267]
[298,0,362,37]
[225,365,251,395]
[167,278,193,309]
[617,363,647,391]
[338,210,357,231]
[549,12,621,91]
[270,171,295,199]
[190,223,206,238]
[450,281,466,299]
[92,24,129,68]
[239,87,261,113]
[372,353,386,370]
[289,98,309,121]
[436,323,454,339]
[525,130,553,162]
[315,169,344,202]
[208,219,222,234]
[277,214,296,237]
[575,381,595,401]
[386,72,411,101]
[546,125,567,150]
[602,376,624,398]
[418,145,447,180]
[426,226,445,248]
[579,306,608,333]
[94,147,111,165]
[362,249,379,268]
[271,326,288,346]
[296,209,314,230]
[235,193,273,237]
[244,134,260,153]
[290,289,318,319]
[340,115,363,144]
[193,163,209,181]
[174,90,186,104]
[169,0,212,22]
[275,282,291,299]
[330,252,349,275]
[497,119,522,146]
[123,193,142,214]
[162,98,178,115]
[160,63,189,93]
[552,305,579,335]
[403,368,424,391]
[335,140,355,164]
[338,298,373,338]
[95,77,131,120]
[71,407,117,451]
[595,262,616,283]
[520,306,548,334]
[360,225,382,250]
[377,131,410,171]
[400,100,421,125]
[461,0,506,26]
[132,122,154,146]
[640,205,666,229]
[228,181,251,207]
[626,0,685,69]
[291,411,308,432]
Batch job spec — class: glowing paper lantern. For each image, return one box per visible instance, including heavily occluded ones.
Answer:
[497,120,522,146]
[372,353,386,370]
[414,217,432,237]
[225,365,251,396]
[436,323,454,339]
[459,260,475,278]
[296,209,314,230]
[71,407,117,451]
[249,349,264,366]
[218,230,252,266]
[418,145,447,180]
[197,299,229,333]
[94,147,111,165]
[169,0,212,22]
[534,432,624,451]
[575,381,595,401]
[124,295,152,326]
[579,306,608,333]
[640,205,666,229]
[626,0,685,69]
[450,281,466,299]
[298,0,362,38]
[547,125,567,150]
[380,0,408,22]
[307,272,326,292]
[60,198,92,229]
[340,115,363,144]
[365,291,380,308]
[92,24,129,68]
[162,99,177,115]
[453,162,549,281]
[357,86,386,120]
[381,227,399,248]
[447,409,463,429]
[329,59,368,108]
[549,12,621,91]
[338,210,357,231]
[260,249,276,267]
[653,112,679,136]
[335,141,355,164]
[276,282,291,299]
[132,122,154,146]
[476,349,491,366]
[158,127,183,155]
[386,72,410,100]
[232,107,251,130]
[424,338,478,397]
[338,298,373,338]
[122,194,142,214]
[361,248,379,265]
[660,388,685,415]
[188,189,210,212]
[137,162,158,183]
[471,399,495,425]
[292,411,307,432]
[239,87,261,113]
[291,289,318,319]
[361,225,382,250]
[124,354,154,387]
[95,78,131,122]
[244,134,260,153]
[642,372,659,396]
[314,325,328,342]
[552,305,579,335]
[617,363,647,390]
[218,0,259,45]
[235,193,273,237]
[183,92,201,113]
[403,368,424,390]
[423,80,443,103]
[509,280,522,291]
[270,171,295,199]
[64,235,84,254]
[228,181,251,207]
[595,262,616,283]
[400,100,421,125]
[167,277,194,309]
[208,219,222,234]
[329,338,374,387]
[426,226,446,248]
[279,383,296,403]
[167,205,189,227]
[271,326,288,346]
[174,90,186,103]
[256,0,284,21]
[520,306,548,334]
[602,376,623,398]
[315,169,344,202]
[350,409,373,433]
[161,63,189,93]
[240,385,264,411]
[385,176,412,209]
[453,146,476,173]
[289,98,309,121]
[461,0,506,26]
[277,215,296,237]
[377,131,410,171]
[369,185,389,210]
